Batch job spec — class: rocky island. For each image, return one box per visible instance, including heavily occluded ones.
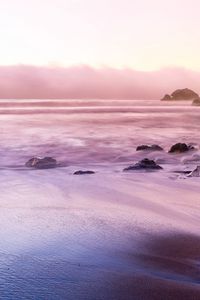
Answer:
[161,88,199,101]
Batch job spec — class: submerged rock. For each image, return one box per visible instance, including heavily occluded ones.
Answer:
[123,158,163,171]
[182,154,200,164]
[169,143,194,153]
[161,88,199,101]
[74,170,95,175]
[187,166,200,177]
[174,170,192,175]
[25,157,57,169]
[136,144,163,151]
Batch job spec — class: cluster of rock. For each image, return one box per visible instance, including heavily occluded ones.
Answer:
[124,143,197,172]
[24,143,198,175]
[136,143,195,153]
[161,88,199,101]
[25,157,95,175]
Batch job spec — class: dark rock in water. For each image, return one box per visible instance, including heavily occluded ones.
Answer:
[192,98,200,106]
[187,166,200,177]
[123,158,163,171]
[173,170,192,174]
[74,170,95,175]
[136,144,163,151]
[161,94,171,101]
[25,157,57,169]
[161,88,199,101]
[169,143,194,153]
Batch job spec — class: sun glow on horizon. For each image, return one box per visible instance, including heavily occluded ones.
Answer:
[0,0,200,71]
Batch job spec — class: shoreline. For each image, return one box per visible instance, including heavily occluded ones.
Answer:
[0,100,200,298]
[0,167,199,299]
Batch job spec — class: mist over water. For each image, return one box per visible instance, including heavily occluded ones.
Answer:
[1,99,200,168]
[1,66,200,100]
[0,99,200,299]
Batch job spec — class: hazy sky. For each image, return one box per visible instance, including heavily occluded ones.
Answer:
[1,0,200,71]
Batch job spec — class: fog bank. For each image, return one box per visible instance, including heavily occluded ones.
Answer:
[0,65,200,99]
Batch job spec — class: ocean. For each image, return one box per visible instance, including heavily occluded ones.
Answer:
[0,99,200,299]
[1,99,200,167]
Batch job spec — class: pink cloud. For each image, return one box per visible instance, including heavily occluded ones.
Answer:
[0,65,200,99]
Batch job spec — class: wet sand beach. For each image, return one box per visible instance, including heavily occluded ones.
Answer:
[0,99,199,299]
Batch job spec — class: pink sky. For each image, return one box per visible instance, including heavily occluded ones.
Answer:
[0,1,200,99]
[1,0,200,70]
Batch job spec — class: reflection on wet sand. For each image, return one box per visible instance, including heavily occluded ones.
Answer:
[98,233,200,300]
[0,100,200,299]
